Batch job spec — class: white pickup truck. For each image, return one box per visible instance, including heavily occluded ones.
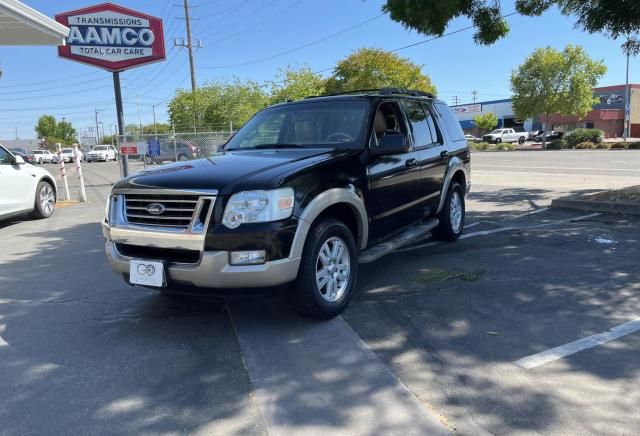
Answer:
[482,128,527,144]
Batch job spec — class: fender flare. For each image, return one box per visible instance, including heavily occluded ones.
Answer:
[436,158,469,215]
[289,187,369,259]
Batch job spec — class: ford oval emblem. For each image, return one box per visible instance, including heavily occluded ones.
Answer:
[146,203,166,215]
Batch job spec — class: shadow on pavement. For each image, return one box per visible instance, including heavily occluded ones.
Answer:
[0,222,264,435]
[344,209,640,434]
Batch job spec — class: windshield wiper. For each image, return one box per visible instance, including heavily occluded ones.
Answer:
[249,143,308,150]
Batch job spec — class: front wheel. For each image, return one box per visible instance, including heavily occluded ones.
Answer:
[31,181,56,219]
[288,218,358,319]
[495,138,502,144]
[433,182,465,241]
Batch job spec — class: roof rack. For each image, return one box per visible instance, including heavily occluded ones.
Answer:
[304,88,435,99]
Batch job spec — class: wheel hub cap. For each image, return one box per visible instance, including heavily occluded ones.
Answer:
[315,236,351,302]
[450,192,462,233]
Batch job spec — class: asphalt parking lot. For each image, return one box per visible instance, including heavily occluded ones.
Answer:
[1,151,640,435]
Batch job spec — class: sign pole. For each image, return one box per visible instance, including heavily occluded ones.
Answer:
[113,71,128,177]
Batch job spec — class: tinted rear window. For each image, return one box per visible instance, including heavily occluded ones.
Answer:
[434,102,465,142]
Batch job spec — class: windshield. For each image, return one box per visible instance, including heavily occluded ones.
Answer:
[94,146,107,151]
[224,100,370,151]
[32,151,43,154]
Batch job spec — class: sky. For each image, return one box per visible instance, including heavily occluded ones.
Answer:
[0,0,637,140]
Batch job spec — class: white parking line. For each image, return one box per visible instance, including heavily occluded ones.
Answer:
[394,212,601,254]
[515,318,640,369]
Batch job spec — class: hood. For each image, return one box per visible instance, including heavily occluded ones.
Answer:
[112,148,349,195]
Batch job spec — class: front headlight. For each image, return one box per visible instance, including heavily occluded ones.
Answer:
[222,188,294,229]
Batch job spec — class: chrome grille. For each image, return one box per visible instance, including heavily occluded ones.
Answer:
[124,193,200,229]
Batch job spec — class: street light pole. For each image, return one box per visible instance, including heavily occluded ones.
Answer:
[94,109,101,144]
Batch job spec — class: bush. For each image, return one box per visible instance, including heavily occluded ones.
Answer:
[575,141,596,149]
[492,142,514,151]
[565,128,604,148]
[627,142,640,150]
[595,142,610,149]
[546,139,566,150]
[469,141,491,151]
[610,142,628,149]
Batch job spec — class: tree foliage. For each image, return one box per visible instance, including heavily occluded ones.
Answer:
[169,80,268,131]
[383,0,640,54]
[324,48,436,95]
[268,66,326,104]
[34,114,77,145]
[474,112,498,133]
[510,45,606,147]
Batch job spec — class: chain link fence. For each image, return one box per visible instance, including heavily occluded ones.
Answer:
[116,131,235,174]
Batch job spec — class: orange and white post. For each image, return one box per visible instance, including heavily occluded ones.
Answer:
[57,143,71,201]
[72,143,87,202]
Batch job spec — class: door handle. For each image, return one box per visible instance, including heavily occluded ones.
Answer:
[440,150,449,158]
[405,158,418,168]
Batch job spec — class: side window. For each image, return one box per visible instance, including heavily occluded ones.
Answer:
[402,101,433,148]
[434,102,465,142]
[371,101,406,147]
[0,147,11,165]
[421,102,443,144]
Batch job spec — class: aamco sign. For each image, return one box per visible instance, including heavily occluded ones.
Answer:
[55,3,165,72]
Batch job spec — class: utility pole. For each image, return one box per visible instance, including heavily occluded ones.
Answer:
[137,90,143,135]
[452,95,461,106]
[14,127,18,140]
[623,46,631,142]
[471,90,478,103]
[175,0,202,135]
[152,104,158,137]
[94,109,101,144]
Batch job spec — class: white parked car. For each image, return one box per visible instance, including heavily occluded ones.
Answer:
[0,145,57,220]
[482,128,527,144]
[58,147,83,163]
[29,149,56,164]
[86,145,118,162]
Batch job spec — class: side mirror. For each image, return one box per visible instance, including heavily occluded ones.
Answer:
[371,133,409,156]
[14,155,25,165]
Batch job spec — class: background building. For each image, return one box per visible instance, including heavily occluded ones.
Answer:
[453,84,639,139]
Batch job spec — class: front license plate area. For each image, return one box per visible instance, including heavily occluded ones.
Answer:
[129,260,165,287]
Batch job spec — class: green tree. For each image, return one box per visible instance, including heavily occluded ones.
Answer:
[168,80,268,132]
[34,115,77,146]
[474,112,498,134]
[324,48,436,95]
[268,66,326,104]
[382,0,640,54]
[510,45,606,148]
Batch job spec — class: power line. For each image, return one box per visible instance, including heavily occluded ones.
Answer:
[201,13,385,69]
[203,0,303,49]
[0,70,105,89]
[197,0,276,40]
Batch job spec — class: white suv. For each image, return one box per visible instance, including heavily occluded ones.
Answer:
[482,128,527,144]
[0,145,57,220]
[86,145,118,162]
[58,147,83,163]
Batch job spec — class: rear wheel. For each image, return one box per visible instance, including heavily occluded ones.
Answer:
[288,218,358,319]
[177,153,189,161]
[518,136,525,144]
[433,182,465,241]
[31,181,55,219]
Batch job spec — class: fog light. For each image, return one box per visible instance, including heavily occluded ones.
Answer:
[229,250,266,265]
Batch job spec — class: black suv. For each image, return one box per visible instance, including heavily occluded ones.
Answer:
[103,89,470,319]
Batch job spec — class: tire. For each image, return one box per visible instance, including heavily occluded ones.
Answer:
[518,136,525,145]
[31,181,55,219]
[177,153,189,162]
[433,182,465,241]
[144,156,153,165]
[288,218,358,320]
[495,138,502,144]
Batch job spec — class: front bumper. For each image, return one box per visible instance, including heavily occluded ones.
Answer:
[105,240,300,288]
